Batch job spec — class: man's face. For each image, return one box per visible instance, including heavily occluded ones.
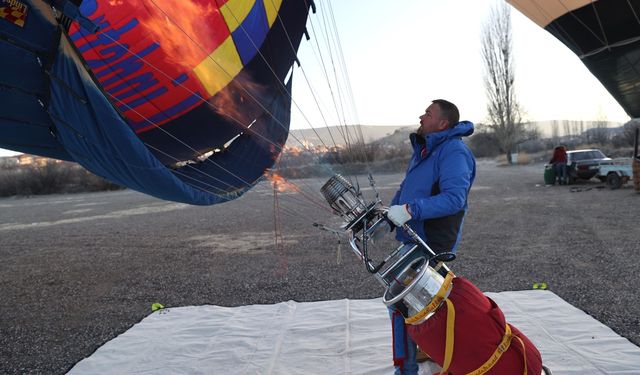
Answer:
[418,103,448,136]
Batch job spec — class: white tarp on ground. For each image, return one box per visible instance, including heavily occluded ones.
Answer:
[69,290,640,374]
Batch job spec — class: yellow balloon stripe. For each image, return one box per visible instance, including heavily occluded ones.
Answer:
[221,0,256,33]
[193,36,243,96]
[264,0,283,27]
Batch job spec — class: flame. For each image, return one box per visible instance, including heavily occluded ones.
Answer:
[207,75,266,125]
[119,0,219,69]
[265,171,300,193]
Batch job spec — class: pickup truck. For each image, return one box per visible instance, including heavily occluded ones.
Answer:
[597,158,633,189]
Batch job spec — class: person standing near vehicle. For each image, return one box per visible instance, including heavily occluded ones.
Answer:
[550,145,568,185]
[385,99,476,375]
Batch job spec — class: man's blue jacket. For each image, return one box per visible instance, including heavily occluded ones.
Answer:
[391,121,476,251]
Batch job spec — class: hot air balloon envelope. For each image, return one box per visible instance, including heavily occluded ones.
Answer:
[0,0,310,204]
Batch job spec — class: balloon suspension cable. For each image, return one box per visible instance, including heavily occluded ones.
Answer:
[78,29,329,204]
[112,93,257,194]
[72,0,360,172]
[309,0,370,167]
[223,0,342,152]
[274,0,343,153]
[70,2,370,224]
[84,2,341,206]
[273,187,288,275]
[90,31,295,156]
[145,0,329,158]
[150,0,368,204]
[312,223,343,265]
[259,155,333,225]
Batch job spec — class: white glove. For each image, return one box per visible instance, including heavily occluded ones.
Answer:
[387,204,412,227]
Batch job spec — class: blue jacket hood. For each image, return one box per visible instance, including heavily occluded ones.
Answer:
[411,120,474,155]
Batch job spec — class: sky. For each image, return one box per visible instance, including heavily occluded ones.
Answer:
[0,0,630,157]
[289,0,630,131]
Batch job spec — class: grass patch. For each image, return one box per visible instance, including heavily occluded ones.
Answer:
[0,162,123,197]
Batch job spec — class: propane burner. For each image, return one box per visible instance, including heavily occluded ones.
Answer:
[320,174,369,224]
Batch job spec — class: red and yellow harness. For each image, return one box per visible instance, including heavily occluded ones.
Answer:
[405,273,529,375]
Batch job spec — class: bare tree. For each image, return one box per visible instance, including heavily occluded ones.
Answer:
[550,120,559,143]
[481,2,534,164]
[572,120,581,139]
[591,115,609,145]
[621,119,640,146]
[562,120,571,138]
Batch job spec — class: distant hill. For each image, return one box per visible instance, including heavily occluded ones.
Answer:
[525,120,623,137]
[283,121,633,154]
[285,120,627,148]
[286,125,413,147]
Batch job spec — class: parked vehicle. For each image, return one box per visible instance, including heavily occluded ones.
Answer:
[567,149,611,182]
[597,158,633,189]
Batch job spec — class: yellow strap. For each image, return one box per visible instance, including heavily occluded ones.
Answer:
[410,286,529,375]
[465,324,512,375]
[465,323,528,375]
[405,272,454,325]
[515,336,528,375]
[440,298,456,374]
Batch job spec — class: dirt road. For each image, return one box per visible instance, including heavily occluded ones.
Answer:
[1,160,638,373]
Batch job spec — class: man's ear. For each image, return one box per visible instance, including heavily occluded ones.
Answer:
[438,120,449,131]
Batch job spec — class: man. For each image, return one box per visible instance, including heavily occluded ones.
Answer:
[386,99,476,375]
[549,145,568,185]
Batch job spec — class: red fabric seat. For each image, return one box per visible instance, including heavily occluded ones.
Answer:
[408,277,543,374]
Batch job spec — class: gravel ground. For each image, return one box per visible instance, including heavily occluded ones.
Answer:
[1,160,638,374]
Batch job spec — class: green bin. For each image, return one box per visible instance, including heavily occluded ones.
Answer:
[544,164,556,185]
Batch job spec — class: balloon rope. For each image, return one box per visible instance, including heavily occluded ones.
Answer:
[304,2,360,166]
[155,0,346,196]
[305,0,369,167]
[225,0,351,155]
[316,0,349,136]
[146,0,317,153]
[69,3,369,219]
[129,1,343,200]
[205,0,355,206]
[113,66,331,214]
[82,30,336,203]
[268,0,343,152]
[228,1,377,208]
[273,188,287,273]
[93,31,335,203]
[92,33,289,157]
[325,0,368,161]
[229,0,368,170]
[267,0,374,201]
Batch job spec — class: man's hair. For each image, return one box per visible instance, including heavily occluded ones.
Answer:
[432,99,459,128]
